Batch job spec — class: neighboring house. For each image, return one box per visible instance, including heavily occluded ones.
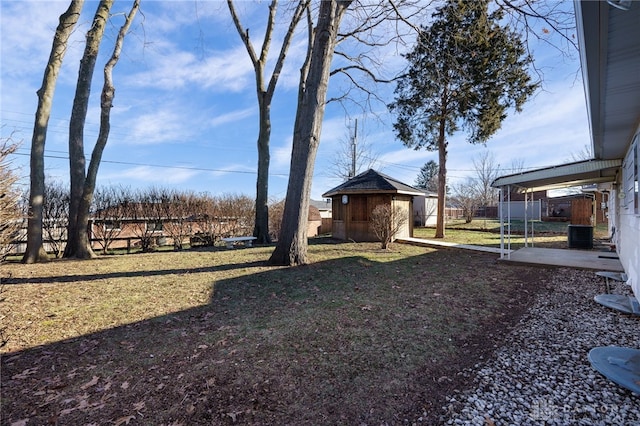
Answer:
[90,202,248,251]
[310,199,332,219]
[504,189,607,224]
[90,215,242,251]
[306,205,323,238]
[9,219,66,256]
[492,1,639,293]
[322,169,425,242]
[310,199,333,234]
[545,192,608,225]
[413,192,438,226]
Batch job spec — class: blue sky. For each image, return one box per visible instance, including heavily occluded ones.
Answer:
[1,1,590,201]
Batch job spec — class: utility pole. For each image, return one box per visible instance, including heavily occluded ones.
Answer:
[350,118,357,178]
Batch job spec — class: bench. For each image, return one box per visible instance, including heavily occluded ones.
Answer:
[221,236,257,249]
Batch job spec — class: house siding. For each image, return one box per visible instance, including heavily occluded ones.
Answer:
[613,128,640,299]
[413,195,438,226]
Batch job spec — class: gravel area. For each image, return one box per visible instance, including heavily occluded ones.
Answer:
[440,268,640,425]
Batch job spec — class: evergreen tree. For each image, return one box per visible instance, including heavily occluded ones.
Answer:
[389,0,537,238]
[415,160,439,192]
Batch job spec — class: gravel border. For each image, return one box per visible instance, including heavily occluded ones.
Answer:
[439,268,640,425]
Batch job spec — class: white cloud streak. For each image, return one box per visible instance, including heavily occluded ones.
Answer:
[211,107,255,127]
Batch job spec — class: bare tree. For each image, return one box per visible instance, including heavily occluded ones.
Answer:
[0,136,23,260]
[65,0,113,259]
[24,0,85,264]
[158,189,199,251]
[269,0,353,266]
[91,185,127,254]
[42,180,70,258]
[192,194,220,246]
[119,188,159,252]
[187,193,254,246]
[0,136,23,349]
[66,0,140,259]
[569,144,594,162]
[370,204,407,249]
[227,0,309,245]
[217,193,255,237]
[328,2,425,112]
[328,119,379,181]
[495,0,578,81]
[507,157,527,174]
[450,179,481,224]
[268,198,286,241]
[473,150,500,214]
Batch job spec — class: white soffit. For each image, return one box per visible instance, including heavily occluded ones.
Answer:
[491,159,622,192]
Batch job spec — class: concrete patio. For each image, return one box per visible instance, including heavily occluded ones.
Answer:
[501,247,624,272]
[399,238,625,272]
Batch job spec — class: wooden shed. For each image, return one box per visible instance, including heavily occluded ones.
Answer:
[322,169,425,242]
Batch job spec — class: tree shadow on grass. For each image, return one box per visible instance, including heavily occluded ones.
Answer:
[1,249,548,425]
[1,260,268,285]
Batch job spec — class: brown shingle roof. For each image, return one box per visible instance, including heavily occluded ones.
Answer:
[322,169,425,197]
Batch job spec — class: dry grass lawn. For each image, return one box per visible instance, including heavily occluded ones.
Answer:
[2,239,557,425]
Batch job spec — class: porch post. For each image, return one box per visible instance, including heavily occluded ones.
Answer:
[507,185,512,258]
[524,188,528,247]
[531,189,535,247]
[499,187,504,258]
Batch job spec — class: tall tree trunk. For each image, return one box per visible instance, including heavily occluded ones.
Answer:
[435,131,447,239]
[23,0,85,264]
[74,0,139,259]
[227,0,309,245]
[269,0,352,266]
[64,0,113,258]
[254,94,272,244]
[435,89,449,239]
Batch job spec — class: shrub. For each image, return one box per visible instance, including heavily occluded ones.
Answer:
[370,204,407,250]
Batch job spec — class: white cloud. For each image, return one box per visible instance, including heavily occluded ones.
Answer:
[124,109,195,145]
[211,107,255,127]
[272,137,293,171]
[208,163,256,178]
[0,2,69,75]
[123,46,253,92]
[104,165,199,184]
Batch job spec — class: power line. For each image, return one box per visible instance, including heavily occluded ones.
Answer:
[10,150,289,177]
[363,153,559,174]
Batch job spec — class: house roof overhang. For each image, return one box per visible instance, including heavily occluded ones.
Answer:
[576,0,640,160]
[491,2,639,195]
[491,159,622,193]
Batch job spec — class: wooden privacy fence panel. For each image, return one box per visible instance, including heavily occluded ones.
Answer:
[571,198,593,225]
[320,218,332,234]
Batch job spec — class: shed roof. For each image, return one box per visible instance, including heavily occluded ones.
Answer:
[322,169,425,197]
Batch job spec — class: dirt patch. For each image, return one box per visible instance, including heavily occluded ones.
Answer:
[2,243,555,425]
